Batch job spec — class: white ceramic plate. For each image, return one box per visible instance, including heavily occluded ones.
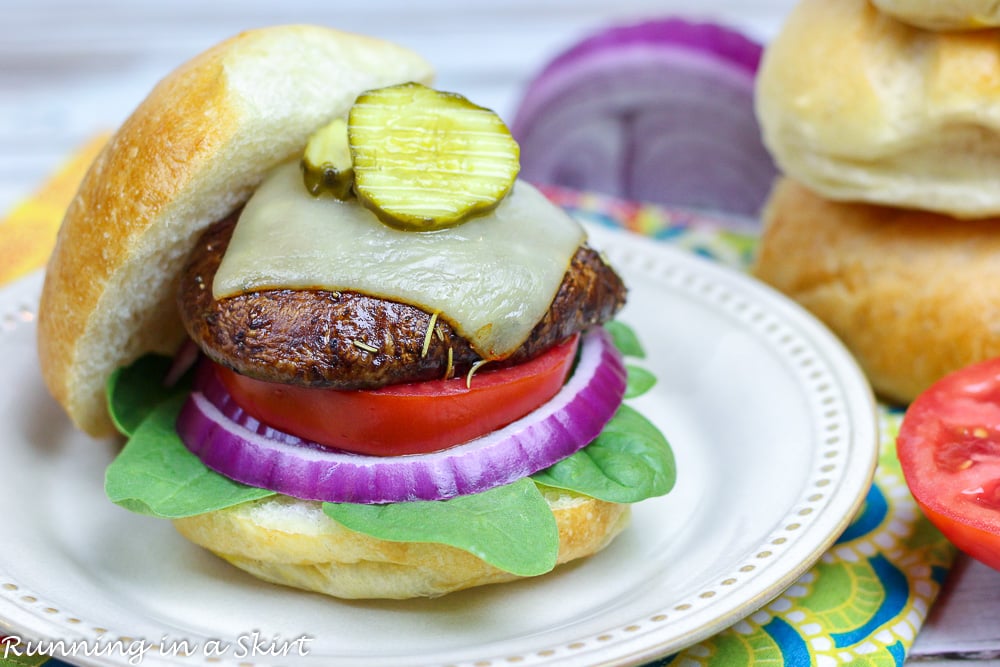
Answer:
[0,225,877,667]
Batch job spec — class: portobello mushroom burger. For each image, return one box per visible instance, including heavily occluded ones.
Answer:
[36,25,675,599]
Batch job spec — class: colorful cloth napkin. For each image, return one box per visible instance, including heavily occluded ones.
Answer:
[0,147,956,667]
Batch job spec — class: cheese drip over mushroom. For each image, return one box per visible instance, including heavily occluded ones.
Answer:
[213,161,586,358]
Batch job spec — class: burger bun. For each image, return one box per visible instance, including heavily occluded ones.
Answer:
[174,490,630,599]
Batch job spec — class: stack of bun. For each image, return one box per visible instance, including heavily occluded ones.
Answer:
[752,0,1000,404]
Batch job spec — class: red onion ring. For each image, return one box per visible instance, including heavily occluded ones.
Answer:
[176,328,626,504]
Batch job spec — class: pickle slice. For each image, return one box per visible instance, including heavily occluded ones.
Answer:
[348,82,520,231]
[301,117,354,199]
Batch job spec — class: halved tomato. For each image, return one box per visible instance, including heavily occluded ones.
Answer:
[897,357,1000,570]
[215,335,579,457]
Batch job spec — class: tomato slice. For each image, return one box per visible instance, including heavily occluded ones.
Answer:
[215,335,579,457]
[897,357,1000,570]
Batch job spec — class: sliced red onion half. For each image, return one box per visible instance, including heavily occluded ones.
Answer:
[176,328,626,504]
[511,18,776,217]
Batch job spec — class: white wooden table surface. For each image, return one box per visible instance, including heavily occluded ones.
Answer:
[2,1,998,665]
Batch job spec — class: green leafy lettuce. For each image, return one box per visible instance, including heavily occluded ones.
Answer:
[106,354,181,437]
[531,404,674,503]
[104,322,674,574]
[603,320,646,358]
[323,478,558,576]
[105,394,276,518]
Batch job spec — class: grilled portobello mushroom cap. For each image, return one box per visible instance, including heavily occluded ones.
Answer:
[178,213,626,389]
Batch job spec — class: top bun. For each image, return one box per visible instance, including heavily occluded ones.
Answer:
[756,0,1000,218]
[37,25,434,436]
[871,0,1000,30]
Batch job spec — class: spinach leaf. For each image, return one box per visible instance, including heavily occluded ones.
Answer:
[604,320,645,358]
[106,354,178,437]
[532,404,675,503]
[105,394,275,518]
[625,364,657,399]
[322,478,559,576]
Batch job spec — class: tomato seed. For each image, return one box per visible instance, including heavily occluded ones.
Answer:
[935,425,1000,472]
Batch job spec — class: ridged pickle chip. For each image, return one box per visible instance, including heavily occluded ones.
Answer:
[348,82,521,231]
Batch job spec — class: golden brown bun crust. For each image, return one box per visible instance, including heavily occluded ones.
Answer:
[871,0,1000,30]
[173,491,630,599]
[37,25,434,436]
[755,0,1000,218]
[753,178,1000,404]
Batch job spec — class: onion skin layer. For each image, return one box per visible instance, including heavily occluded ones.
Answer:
[511,18,776,217]
[176,328,626,504]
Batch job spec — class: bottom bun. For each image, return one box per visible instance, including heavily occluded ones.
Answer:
[173,489,630,599]
[753,178,1000,404]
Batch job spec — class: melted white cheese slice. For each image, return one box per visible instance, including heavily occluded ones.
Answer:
[213,161,586,358]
